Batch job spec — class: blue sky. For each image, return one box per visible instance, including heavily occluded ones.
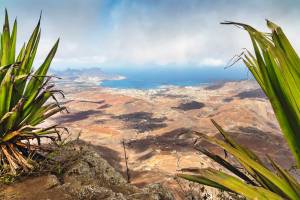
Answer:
[1,0,300,69]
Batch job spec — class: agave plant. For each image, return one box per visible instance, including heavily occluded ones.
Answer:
[178,21,300,199]
[0,10,65,174]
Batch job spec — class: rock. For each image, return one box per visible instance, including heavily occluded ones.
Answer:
[45,174,61,189]
[0,141,175,200]
[75,185,126,200]
[61,143,174,199]
[142,183,175,200]
[61,144,138,197]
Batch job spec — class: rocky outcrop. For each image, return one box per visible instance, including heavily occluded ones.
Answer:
[0,141,174,200]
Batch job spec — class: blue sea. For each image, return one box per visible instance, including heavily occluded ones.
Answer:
[101,66,250,89]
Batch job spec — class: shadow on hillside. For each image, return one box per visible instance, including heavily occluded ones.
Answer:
[97,104,112,110]
[97,104,112,109]
[77,140,124,175]
[223,97,233,102]
[78,100,106,104]
[234,126,289,155]
[94,119,109,124]
[56,110,104,123]
[113,112,168,133]
[223,89,266,102]
[92,144,123,173]
[172,101,205,111]
[205,82,225,90]
[128,128,195,160]
[235,89,266,99]
[197,126,293,168]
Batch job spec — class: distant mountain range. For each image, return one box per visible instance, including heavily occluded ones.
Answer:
[50,67,125,85]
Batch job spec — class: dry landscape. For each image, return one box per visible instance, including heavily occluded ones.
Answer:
[47,80,293,198]
[1,1,300,199]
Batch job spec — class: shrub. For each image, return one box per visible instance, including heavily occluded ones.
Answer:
[0,10,65,175]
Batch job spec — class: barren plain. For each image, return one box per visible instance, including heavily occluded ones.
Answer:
[48,79,293,198]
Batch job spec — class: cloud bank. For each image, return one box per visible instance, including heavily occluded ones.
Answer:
[1,0,300,69]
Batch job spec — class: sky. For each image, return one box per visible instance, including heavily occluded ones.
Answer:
[1,0,300,70]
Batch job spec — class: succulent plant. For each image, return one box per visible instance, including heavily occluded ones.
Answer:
[0,10,65,174]
[179,21,300,200]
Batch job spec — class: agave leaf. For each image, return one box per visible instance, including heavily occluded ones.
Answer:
[0,111,14,124]
[2,130,21,142]
[0,63,13,71]
[4,110,18,132]
[0,10,63,174]
[178,173,229,191]
[16,43,26,62]
[25,104,61,126]
[18,18,41,75]
[31,106,65,126]
[22,90,53,122]
[223,21,300,167]
[23,104,54,125]
[33,125,59,136]
[179,168,283,200]
[267,155,300,197]
[195,129,285,196]
[13,20,41,101]
[24,39,59,109]
[266,20,300,76]
[195,146,256,185]
[27,31,40,70]
[0,68,13,118]
[9,19,17,63]
[0,32,2,64]
[193,130,299,199]
[180,20,300,200]
[1,9,10,66]
[2,99,23,133]
[211,119,264,165]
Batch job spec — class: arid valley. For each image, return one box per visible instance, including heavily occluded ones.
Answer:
[1,1,300,199]
[47,78,293,199]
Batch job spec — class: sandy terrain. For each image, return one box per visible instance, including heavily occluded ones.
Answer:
[48,80,293,199]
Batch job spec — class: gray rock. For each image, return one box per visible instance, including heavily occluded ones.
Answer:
[0,141,174,200]
[62,142,175,199]
[142,184,174,200]
[44,174,61,189]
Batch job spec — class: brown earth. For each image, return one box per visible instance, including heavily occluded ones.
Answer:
[44,80,294,199]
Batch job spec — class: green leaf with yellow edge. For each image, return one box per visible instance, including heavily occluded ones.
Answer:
[222,21,300,167]
[0,10,64,174]
[9,19,17,63]
[24,39,59,109]
[1,9,11,66]
[179,168,283,200]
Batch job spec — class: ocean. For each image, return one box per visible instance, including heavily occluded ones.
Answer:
[101,66,250,89]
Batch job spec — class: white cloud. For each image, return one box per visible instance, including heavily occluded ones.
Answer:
[199,58,225,66]
[94,0,300,68]
[2,0,300,68]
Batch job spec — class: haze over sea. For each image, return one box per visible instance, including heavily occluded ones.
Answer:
[101,66,250,89]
